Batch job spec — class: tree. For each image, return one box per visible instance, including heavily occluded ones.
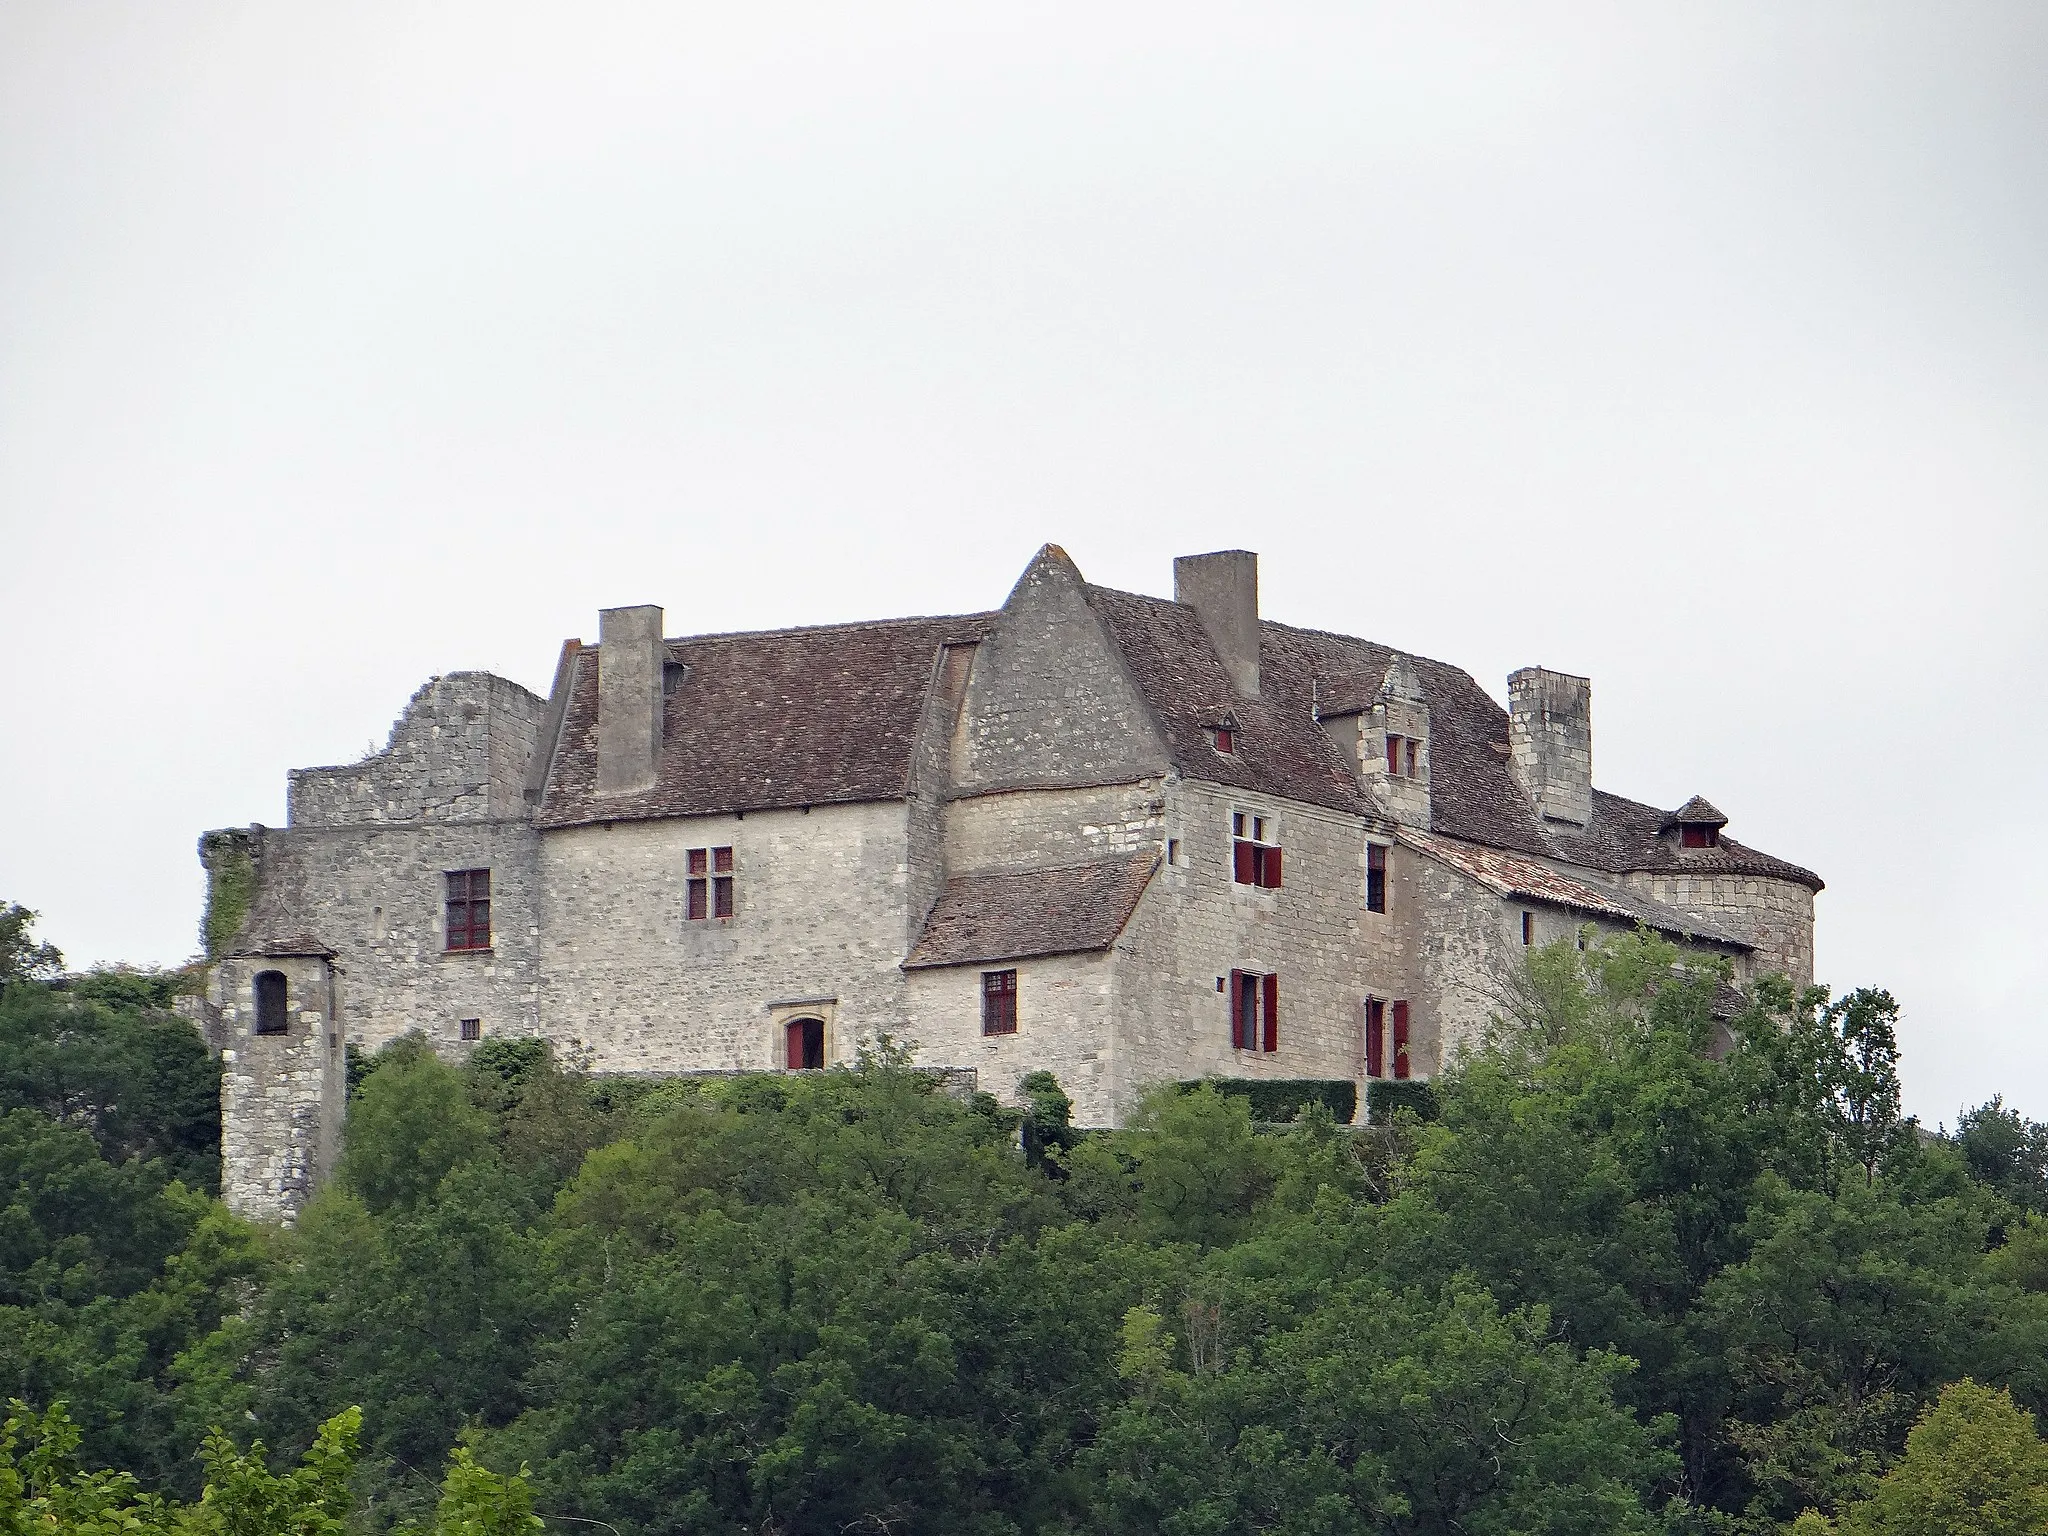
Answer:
[1827,990,1906,1188]
[1800,1380,2048,1536]
[0,904,62,994]
[1955,1099,2048,1215]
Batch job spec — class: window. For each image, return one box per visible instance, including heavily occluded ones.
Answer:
[1167,838,1181,866]
[253,970,288,1036]
[1392,1000,1412,1080]
[1365,997,1385,1077]
[982,969,1018,1035]
[1385,734,1420,778]
[445,869,491,951]
[1228,970,1278,1052]
[1366,843,1388,913]
[460,1017,481,1042]
[1680,824,1719,848]
[1213,727,1234,754]
[785,1016,825,1070]
[1406,737,1419,778]
[687,846,735,920]
[1231,812,1282,889]
[1521,911,1534,946]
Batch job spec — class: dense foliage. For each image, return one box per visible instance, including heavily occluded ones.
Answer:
[5,900,2048,1534]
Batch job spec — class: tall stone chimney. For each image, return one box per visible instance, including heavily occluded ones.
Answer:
[597,604,665,795]
[1507,667,1592,826]
[1174,550,1260,697]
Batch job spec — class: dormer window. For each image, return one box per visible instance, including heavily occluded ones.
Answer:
[1213,727,1234,754]
[1665,796,1728,851]
[1384,734,1420,778]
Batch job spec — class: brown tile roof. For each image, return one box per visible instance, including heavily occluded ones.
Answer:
[535,614,991,826]
[1083,586,1822,892]
[1401,830,1752,949]
[904,852,1159,970]
[1665,795,1729,828]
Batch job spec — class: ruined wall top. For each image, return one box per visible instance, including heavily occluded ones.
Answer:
[288,672,544,828]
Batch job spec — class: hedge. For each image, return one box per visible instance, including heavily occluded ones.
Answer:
[1177,1078,1358,1125]
[1365,1078,1439,1125]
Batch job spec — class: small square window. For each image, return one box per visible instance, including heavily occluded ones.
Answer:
[460,1017,481,1042]
[982,969,1018,1035]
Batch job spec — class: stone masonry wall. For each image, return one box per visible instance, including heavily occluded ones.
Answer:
[289,673,543,827]
[210,954,343,1225]
[905,951,1117,1124]
[1620,871,1815,986]
[238,819,544,1054]
[1101,779,1388,1121]
[943,781,1167,874]
[536,802,918,1072]
[951,548,1170,794]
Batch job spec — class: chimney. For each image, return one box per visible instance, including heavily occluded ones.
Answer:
[1507,667,1592,826]
[597,604,664,795]
[1173,550,1260,697]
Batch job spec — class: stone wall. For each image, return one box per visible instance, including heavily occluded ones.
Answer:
[904,950,1117,1123]
[237,818,544,1053]
[951,547,1169,794]
[210,954,343,1225]
[1620,870,1816,986]
[536,802,920,1072]
[288,673,543,827]
[943,780,1167,874]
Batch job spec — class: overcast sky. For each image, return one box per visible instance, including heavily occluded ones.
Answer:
[2,3,2042,1123]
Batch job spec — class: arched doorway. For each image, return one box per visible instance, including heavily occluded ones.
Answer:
[785,1016,825,1071]
[253,970,289,1036]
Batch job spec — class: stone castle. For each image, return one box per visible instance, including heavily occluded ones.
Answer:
[194,546,1821,1221]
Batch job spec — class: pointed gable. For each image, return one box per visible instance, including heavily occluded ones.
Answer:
[949,545,1173,794]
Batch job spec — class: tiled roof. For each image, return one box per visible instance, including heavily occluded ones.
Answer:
[1401,829,1752,949]
[1082,586,1822,893]
[535,614,991,826]
[1665,795,1729,828]
[904,852,1160,970]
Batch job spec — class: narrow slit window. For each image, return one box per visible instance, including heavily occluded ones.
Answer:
[445,869,491,951]
[1366,843,1388,913]
[982,969,1018,1035]
[1521,911,1534,946]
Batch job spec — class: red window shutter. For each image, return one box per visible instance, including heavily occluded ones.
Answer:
[1392,1001,1411,1080]
[785,1019,805,1070]
[1365,1000,1384,1078]
[1228,970,1244,1047]
[1264,846,1282,889]
[1234,841,1255,885]
[1262,974,1278,1052]
[1214,727,1232,754]
[1386,735,1400,773]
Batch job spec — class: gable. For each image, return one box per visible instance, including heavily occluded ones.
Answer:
[949,546,1173,794]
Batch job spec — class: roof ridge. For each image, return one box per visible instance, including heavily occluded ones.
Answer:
[635,611,996,647]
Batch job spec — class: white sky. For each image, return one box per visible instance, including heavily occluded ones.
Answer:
[2,3,2043,1124]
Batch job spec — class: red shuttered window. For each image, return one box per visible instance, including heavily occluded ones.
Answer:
[687,847,735,921]
[1365,998,1385,1078]
[1229,970,1279,1052]
[1392,1000,1411,1080]
[982,969,1018,1035]
[1230,813,1282,889]
[445,869,491,951]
